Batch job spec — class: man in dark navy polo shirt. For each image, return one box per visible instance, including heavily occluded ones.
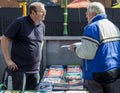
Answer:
[1,2,46,90]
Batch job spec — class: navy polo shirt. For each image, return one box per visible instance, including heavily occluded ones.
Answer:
[4,16,45,72]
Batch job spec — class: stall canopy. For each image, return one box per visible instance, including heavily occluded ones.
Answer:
[112,0,120,8]
[67,0,89,8]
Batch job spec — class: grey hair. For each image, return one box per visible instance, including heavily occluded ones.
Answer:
[87,2,106,14]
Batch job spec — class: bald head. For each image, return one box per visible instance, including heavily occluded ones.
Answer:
[28,2,46,15]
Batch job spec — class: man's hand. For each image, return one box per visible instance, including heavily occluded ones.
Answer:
[70,42,82,52]
[6,60,18,71]
[70,44,76,52]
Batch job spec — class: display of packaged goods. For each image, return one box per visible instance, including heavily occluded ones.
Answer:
[53,83,69,91]
[49,65,64,70]
[68,80,83,86]
[37,81,53,92]
[68,80,83,90]
[43,77,62,83]
[67,65,82,73]
[45,69,64,78]
[39,65,84,92]
[53,86,68,91]
[65,72,82,81]
[68,85,83,90]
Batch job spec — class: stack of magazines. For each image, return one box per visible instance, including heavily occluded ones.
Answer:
[38,65,65,91]
[38,65,84,91]
[43,65,64,83]
[37,81,53,91]
[65,65,83,90]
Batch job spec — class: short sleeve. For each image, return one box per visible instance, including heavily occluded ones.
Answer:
[4,18,21,40]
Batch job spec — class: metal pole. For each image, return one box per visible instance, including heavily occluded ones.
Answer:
[19,2,27,16]
[63,0,68,35]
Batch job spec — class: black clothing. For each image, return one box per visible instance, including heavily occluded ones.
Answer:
[2,68,40,90]
[4,16,45,72]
